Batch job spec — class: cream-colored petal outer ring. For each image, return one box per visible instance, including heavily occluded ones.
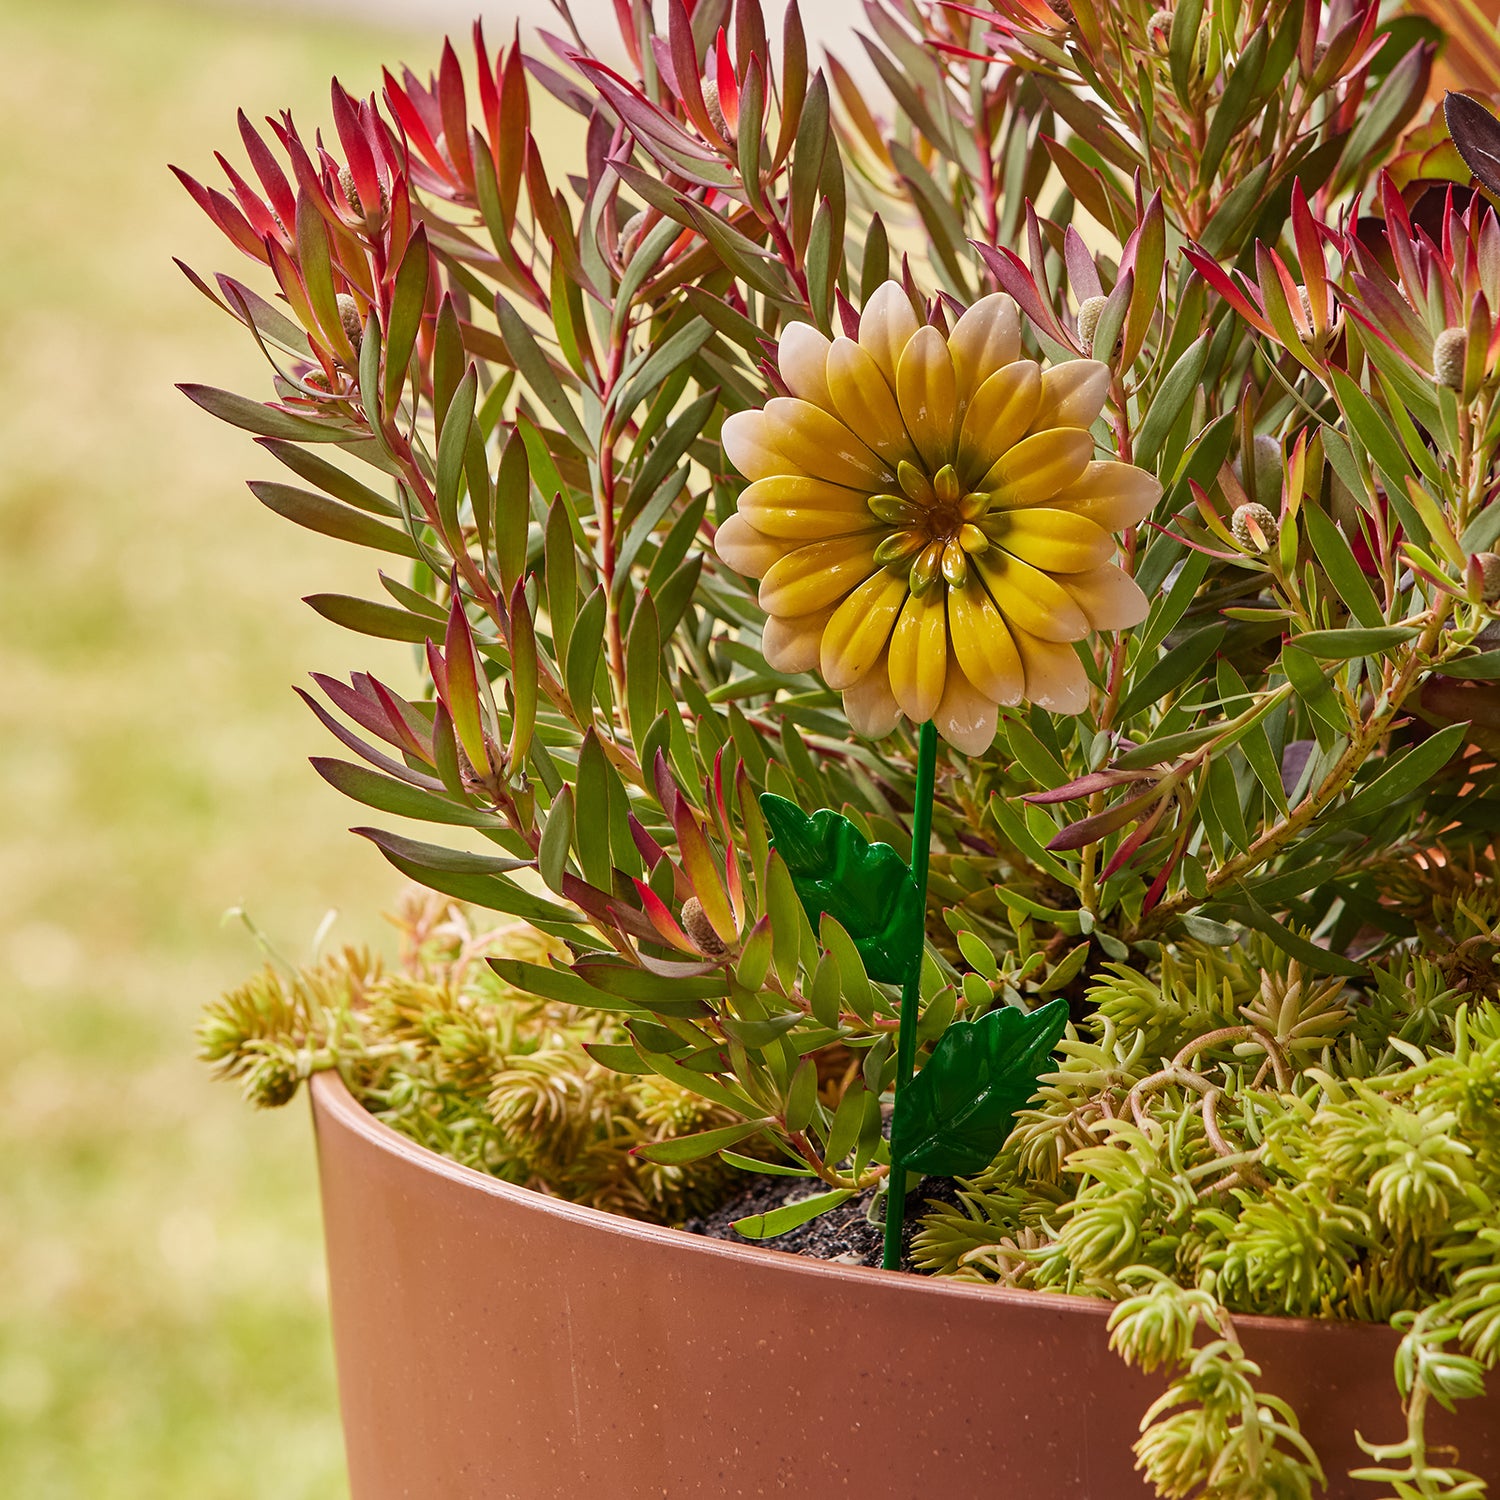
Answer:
[721,409,786,482]
[714,513,783,580]
[1010,628,1092,715]
[934,660,998,754]
[857,280,920,387]
[1030,360,1111,432]
[762,605,835,673]
[1059,564,1150,632]
[1053,461,1162,530]
[777,322,837,415]
[948,293,1022,407]
[843,652,903,739]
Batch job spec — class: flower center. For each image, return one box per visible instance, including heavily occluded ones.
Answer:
[867,461,994,593]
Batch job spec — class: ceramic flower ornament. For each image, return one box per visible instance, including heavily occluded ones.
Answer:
[714,281,1160,751]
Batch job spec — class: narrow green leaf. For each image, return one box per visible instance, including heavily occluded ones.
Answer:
[506,583,538,769]
[566,586,606,714]
[573,730,614,890]
[384,225,429,411]
[303,593,442,643]
[626,592,661,752]
[720,1151,815,1177]
[312,757,498,826]
[1292,625,1418,659]
[1118,623,1225,720]
[1135,331,1211,469]
[295,189,355,364]
[180,384,341,442]
[356,830,577,924]
[731,1187,854,1239]
[635,1119,773,1165]
[538,784,575,893]
[258,440,399,516]
[1304,506,1385,629]
[248,481,419,556]
[1341,722,1468,820]
[1440,651,1500,680]
[495,294,588,449]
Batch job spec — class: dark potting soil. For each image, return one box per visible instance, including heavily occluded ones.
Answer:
[681,1175,966,1270]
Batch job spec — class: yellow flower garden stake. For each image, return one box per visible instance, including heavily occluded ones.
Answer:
[717,283,1159,1267]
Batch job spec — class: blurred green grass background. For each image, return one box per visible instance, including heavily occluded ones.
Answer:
[0,2,442,1493]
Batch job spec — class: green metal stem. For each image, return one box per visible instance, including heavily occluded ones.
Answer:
[882,718,938,1272]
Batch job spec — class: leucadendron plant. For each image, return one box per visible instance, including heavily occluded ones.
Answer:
[187,0,1500,1493]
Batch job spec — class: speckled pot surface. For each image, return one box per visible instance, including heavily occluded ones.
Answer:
[310,1071,1500,1499]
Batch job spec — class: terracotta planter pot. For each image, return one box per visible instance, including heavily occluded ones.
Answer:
[310,1072,1500,1498]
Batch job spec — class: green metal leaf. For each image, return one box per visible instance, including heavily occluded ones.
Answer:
[759,794,921,984]
[888,997,1070,1177]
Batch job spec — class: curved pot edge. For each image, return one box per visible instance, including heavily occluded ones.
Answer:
[307,1068,1381,1341]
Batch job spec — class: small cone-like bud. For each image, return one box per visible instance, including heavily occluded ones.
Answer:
[1077,295,1109,357]
[339,165,363,218]
[701,78,729,140]
[1433,327,1468,391]
[617,210,646,260]
[1476,551,1500,603]
[681,897,727,955]
[1232,502,1279,553]
[337,293,363,352]
[1147,8,1173,47]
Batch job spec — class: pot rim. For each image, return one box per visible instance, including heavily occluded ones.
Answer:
[309,1068,1386,1341]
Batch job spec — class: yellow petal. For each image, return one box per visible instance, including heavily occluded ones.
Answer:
[843,652,903,739]
[820,569,908,689]
[738,475,882,539]
[981,428,1094,508]
[975,550,1090,642]
[759,534,879,616]
[858,280,920,387]
[826,336,915,463]
[715,513,784,578]
[896,325,960,474]
[948,293,1021,406]
[721,409,787,481]
[989,508,1114,573]
[1009,627,1091,715]
[1059,564,1149,631]
[1053,461,1162,530]
[1029,360,1111,431]
[948,578,1024,705]
[957,361,1041,485]
[888,586,949,722]
[934,660,998,754]
[762,605,835,672]
[763,396,891,489]
[777,321,836,413]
